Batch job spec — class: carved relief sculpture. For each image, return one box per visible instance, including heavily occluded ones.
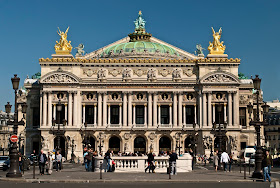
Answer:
[97,68,107,81]
[147,68,157,81]
[172,68,182,81]
[122,68,132,81]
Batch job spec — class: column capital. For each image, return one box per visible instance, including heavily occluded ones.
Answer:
[107,103,110,106]
[94,103,97,107]
[97,91,107,94]
[132,103,136,107]
[182,104,186,107]
[73,91,78,95]
[64,103,68,106]
[68,90,74,94]
[46,90,52,94]
[224,103,227,106]
[83,103,86,107]
[53,104,56,106]
[144,103,147,107]
[119,103,122,106]
[147,91,155,94]
[157,104,161,107]
[194,104,196,107]
[212,103,215,106]
[169,103,172,107]
[122,91,131,94]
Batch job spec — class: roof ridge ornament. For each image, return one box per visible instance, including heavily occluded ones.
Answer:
[54,27,73,55]
[207,27,226,55]
[129,11,152,42]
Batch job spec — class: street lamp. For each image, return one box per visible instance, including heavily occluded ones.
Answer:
[247,74,270,179]
[6,74,25,178]
[175,133,182,155]
[98,132,103,156]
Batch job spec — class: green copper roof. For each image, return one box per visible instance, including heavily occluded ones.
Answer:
[103,41,178,56]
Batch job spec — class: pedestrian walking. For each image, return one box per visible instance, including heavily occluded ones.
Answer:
[85,149,93,172]
[169,150,178,175]
[46,151,53,175]
[83,148,88,171]
[145,150,155,173]
[189,149,195,170]
[38,150,47,175]
[213,150,219,172]
[220,151,230,172]
[262,154,271,182]
[265,150,273,176]
[55,151,62,172]
[18,152,22,172]
[104,150,111,172]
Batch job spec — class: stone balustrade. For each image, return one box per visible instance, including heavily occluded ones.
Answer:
[94,153,192,172]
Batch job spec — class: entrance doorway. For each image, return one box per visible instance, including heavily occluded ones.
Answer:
[89,137,95,150]
[159,136,171,152]
[134,136,146,154]
[54,136,66,157]
[109,136,120,154]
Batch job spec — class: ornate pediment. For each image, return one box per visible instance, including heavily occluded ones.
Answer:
[200,71,240,85]
[40,70,80,84]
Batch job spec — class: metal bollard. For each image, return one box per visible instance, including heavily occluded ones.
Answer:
[244,163,246,179]
[169,162,171,180]
[33,161,35,179]
[248,159,250,175]
[100,161,102,179]
[239,160,241,173]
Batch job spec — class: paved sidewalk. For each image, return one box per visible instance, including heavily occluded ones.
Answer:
[0,163,276,183]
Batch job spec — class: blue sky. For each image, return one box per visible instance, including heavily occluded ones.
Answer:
[0,0,279,111]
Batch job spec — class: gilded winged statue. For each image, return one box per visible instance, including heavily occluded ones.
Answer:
[208,27,226,54]
[54,27,73,54]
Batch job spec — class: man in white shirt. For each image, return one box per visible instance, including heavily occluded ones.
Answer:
[220,151,230,172]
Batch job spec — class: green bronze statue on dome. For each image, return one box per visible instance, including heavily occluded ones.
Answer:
[134,11,146,32]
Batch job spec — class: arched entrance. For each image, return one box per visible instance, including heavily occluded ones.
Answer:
[134,136,146,154]
[54,136,66,157]
[159,136,171,152]
[214,136,227,152]
[185,136,193,152]
[109,136,120,154]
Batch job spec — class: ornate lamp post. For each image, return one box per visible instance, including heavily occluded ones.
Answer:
[98,132,103,155]
[50,101,66,152]
[212,103,227,170]
[70,139,75,163]
[175,133,182,155]
[247,75,270,179]
[6,74,25,178]
[80,122,89,150]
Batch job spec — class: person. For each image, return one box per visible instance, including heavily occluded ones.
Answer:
[220,151,230,172]
[38,150,47,175]
[213,150,219,172]
[104,150,111,172]
[262,154,271,182]
[46,151,53,175]
[266,150,273,176]
[86,149,93,172]
[83,148,88,171]
[145,150,155,173]
[55,151,62,172]
[228,153,233,172]
[169,150,178,175]
[18,152,22,172]
[30,150,36,165]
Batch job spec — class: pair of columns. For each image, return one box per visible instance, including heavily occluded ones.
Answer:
[201,91,239,127]
[41,91,81,127]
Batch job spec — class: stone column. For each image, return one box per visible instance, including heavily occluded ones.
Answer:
[178,92,183,127]
[169,104,172,126]
[83,104,86,124]
[40,92,43,126]
[158,104,161,125]
[108,104,111,125]
[94,104,97,126]
[212,104,215,123]
[77,91,82,127]
[144,103,147,126]
[128,92,132,127]
[42,91,47,126]
[199,91,202,127]
[148,92,153,127]
[73,91,78,127]
[224,103,227,123]
[97,92,102,127]
[53,104,56,121]
[228,92,232,126]
[208,92,212,126]
[153,93,158,127]
[103,93,107,126]
[233,91,239,127]
[64,103,67,122]
[173,92,177,127]
[202,92,207,127]
[133,103,136,126]
[194,104,197,124]
[68,92,73,126]
[123,92,127,127]
[183,104,186,126]
[47,92,52,126]
[119,104,122,126]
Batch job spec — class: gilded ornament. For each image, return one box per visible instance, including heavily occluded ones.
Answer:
[54,27,73,55]
[208,27,226,55]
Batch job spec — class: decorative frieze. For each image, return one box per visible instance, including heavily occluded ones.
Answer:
[109,68,122,77]
[158,68,171,77]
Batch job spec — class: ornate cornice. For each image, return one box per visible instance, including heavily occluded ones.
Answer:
[39,57,240,64]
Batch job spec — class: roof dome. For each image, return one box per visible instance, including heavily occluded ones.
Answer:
[102,41,179,56]
[100,11,180,59]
